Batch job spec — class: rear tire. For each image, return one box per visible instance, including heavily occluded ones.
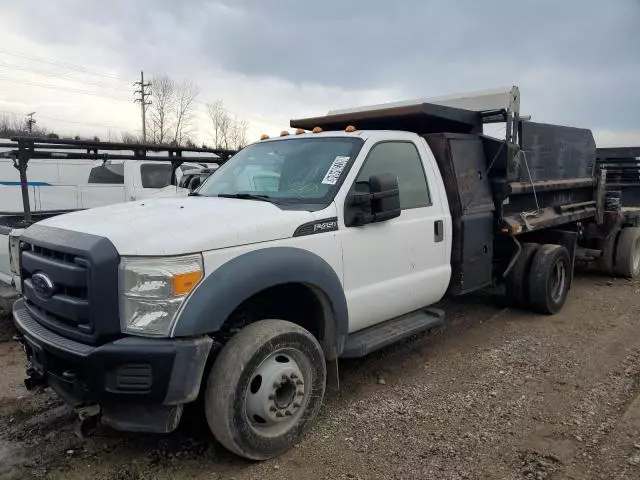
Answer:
[528,244,572,315]
[613,227,640,278]
[205,319,326,460]
[504,242,540,309]
[597,230,619,275]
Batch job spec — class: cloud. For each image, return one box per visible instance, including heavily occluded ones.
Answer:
[0,0,638,144]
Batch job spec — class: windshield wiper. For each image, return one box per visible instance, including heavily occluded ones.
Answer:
[217,193,274,203]
[187,191,202,196]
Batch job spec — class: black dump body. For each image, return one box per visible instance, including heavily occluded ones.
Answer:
[424,123,596,294]
[292,104,601,296]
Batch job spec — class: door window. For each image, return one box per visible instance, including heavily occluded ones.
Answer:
[354,142,430,209]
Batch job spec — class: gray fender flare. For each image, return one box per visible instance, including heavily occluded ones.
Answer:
[172,247,348,359]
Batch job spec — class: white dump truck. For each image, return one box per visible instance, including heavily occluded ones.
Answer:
[10,87,640,460]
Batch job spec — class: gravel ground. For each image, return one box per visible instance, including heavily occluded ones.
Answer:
[1,274,639,480]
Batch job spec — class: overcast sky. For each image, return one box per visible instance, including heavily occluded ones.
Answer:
[0,0,638,146]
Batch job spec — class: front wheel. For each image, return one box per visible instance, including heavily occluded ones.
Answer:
[205,319,326,460]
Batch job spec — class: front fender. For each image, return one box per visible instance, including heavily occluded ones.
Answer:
[171,247,348,358]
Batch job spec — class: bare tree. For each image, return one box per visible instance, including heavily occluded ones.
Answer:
[0,112,48,138]
[206,100,231,149]
[120,131,143,144]
[173,80,200,145]
[229,117,249,150]
[147,75,175,145]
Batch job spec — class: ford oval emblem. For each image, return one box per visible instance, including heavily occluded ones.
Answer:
[32,272,55,299]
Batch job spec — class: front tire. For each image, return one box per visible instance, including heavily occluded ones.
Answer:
[205,319,326,460]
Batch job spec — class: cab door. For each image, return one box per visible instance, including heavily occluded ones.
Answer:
[337,139,451,333]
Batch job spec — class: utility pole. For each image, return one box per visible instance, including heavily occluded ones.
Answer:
[26,112,36,134]
[134,71,152,142]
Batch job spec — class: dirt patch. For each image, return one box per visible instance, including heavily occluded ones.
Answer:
[1,275,639,479]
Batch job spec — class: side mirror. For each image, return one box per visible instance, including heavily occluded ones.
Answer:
[178,174,192,189]
[345,173,401,227]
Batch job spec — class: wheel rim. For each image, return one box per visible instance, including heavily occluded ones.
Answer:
[550,259,567,303]
[244,349,310,437]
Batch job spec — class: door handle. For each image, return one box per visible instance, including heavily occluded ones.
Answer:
[434,220,444,242]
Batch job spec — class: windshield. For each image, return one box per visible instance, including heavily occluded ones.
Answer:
[196,137,363,205]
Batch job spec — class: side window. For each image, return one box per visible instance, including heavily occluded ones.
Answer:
[140,164,173,189]
[88,164,124,184]
[355,142,430,209]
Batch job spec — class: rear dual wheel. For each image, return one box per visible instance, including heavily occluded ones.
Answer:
[528,244,572,314]
[505,242,572,314]
[613,227,640,278]
[504,243,540,309]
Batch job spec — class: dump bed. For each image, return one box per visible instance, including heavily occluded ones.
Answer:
[291,88,604,294]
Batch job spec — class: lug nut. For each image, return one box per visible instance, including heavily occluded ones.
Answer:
[285,410,292,416]
[268,394,275,400]
[297,390,304,396]
[290,373,298,379]
[273,382,281,388]
[276,412,284,418]
[282,374,289,381]
[270,406,277,412]
[296,380,303,386]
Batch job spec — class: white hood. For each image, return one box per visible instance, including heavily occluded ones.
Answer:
[37,197,316,256]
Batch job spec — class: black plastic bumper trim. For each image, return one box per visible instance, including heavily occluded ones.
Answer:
[14,299,213,410]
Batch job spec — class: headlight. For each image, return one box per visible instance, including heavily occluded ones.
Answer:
[8,234,21,275]
[119,254,203,337]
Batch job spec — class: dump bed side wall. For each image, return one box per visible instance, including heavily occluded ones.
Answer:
[516,121,596,182]
[502,122,598,233]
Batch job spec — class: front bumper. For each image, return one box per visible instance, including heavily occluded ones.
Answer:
[13,299,213,433]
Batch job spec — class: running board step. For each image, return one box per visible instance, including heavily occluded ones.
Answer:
[341,308,445,358]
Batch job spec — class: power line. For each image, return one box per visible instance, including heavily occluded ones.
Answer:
[0,46,128,80]
[0,108,140,132]
[0,61,131,91]
[0,74,132,102]
[26,112,36,133]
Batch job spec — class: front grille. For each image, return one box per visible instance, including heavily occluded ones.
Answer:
[20,224,121,345]
[21,242,94,339]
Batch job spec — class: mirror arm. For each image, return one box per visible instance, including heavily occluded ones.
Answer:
[370,188,399,200]
[350,188,399,206]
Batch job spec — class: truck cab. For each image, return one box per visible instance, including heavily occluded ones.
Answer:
[10,87,640,460]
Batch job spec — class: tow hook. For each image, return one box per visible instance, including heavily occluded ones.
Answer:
[24,367,46,391]
[74,404,101,438]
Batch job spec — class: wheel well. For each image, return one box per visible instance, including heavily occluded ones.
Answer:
[218,283,331,351]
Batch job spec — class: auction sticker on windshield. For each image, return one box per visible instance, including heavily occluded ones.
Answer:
[321,156,350,185]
